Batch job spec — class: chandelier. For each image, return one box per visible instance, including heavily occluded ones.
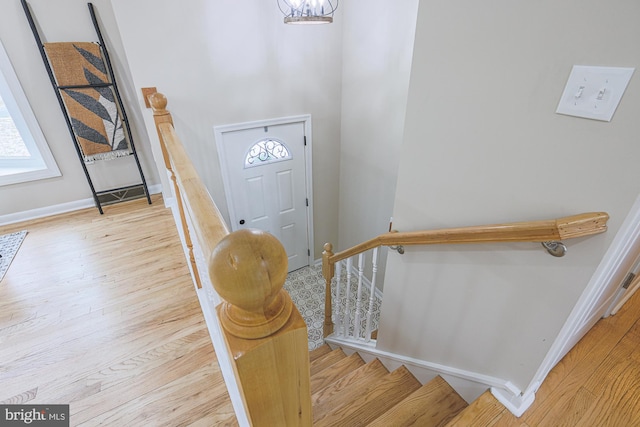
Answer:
[277,0,338,24]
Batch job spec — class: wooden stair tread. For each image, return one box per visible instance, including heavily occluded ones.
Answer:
[309,344,332,362]
[312,359,389,421]
[310,352,366,394]
[445,390,503,426]
[310,348,347,376]
[314,365,422,426]
[368,375,468,427]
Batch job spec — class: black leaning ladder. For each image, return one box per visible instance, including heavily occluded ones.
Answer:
[21,0,151,214]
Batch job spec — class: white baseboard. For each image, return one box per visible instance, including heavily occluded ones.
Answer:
[0,198,96,226]
[0,184,163,226]
[491,387,536,417]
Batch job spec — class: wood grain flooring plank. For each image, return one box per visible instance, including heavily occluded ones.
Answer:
[185,409,238,427]
[76,363,223,426]
[573,358,640,427]
[310,352,365,395]
[0,298,204,382]
[314,366,421,427]
[310,348,346,376]
[0,196,236,425]
[0,388,38,405]
[311,359,389,421]
[0,313,207,401]
[582,324,640,396]
[160,381,239,427]
[368,375,467,427]
[446,391,503,427]
[309,343,331,362]
[31,329,212,407]
[521,288,640,426]
[535,386,596,427]
[70,344,217,424]
[0,277,196,349]
[488,413,530,427]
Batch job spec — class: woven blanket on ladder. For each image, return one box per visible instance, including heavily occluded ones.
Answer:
[44,42,129,162]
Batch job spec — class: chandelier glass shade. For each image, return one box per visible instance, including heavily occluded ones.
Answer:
[277,0,338,24]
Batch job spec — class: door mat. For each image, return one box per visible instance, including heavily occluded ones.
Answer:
[0,230,27,282]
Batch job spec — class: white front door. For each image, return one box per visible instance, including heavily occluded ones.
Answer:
[215,117,312,272]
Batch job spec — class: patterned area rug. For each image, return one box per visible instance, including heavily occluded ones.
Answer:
[284,264,382,350]
[0,230,27,282]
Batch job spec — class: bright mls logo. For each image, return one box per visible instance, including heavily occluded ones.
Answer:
[1,405,69,426]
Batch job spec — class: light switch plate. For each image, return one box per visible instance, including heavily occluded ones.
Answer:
[556,65,634,122]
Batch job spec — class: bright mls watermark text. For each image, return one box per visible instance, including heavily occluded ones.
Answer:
[1,405,69,427]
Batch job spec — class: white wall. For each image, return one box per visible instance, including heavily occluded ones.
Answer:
[378,0,640,391]
[0,0,159,217]
[337,0,419,286]
[110,0,343,257]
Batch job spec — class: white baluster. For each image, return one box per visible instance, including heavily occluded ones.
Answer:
[344,257,353,337]
[365,247,379,342]
[353,253,365,340]
[334,260,342,336]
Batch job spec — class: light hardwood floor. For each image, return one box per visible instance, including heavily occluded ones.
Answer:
[2,195,640,426]
[0,195,237,426]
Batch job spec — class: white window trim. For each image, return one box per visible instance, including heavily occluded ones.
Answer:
[0,39,60,186]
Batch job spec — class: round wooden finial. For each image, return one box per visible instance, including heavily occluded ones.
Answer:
[323,242,333,253]
[209,229,292,339]
[149,92,167,112]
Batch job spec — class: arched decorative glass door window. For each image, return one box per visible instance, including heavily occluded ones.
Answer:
[244,138,291,168]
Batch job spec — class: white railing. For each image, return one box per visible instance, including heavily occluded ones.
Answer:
[332,247,381,343]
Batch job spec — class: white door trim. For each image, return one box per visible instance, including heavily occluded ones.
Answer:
[214,115,315,265]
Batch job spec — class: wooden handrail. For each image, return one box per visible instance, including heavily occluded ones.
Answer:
[329,212,609,264]
[157,121,229,258]
[150,93,207,288]
[322,212,609,336]
[150,93,312,426]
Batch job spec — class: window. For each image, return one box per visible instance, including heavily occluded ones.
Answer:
[244,138,291,168]
[0,39,60,186]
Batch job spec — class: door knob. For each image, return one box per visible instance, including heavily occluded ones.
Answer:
[239,219,245,225]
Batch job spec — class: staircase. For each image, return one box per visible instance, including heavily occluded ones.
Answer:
[310,344,504,426]
[151,93,608,426]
